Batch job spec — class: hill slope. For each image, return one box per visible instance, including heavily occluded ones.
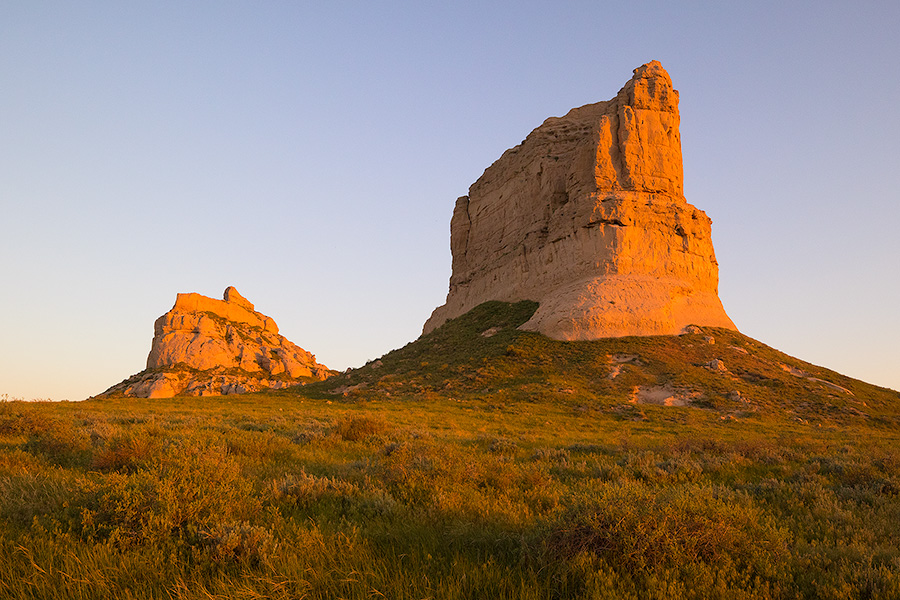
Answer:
[302,301,899,426]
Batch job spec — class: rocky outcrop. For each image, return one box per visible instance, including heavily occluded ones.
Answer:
[424,61,736,339]
[101,287,331,398]
[101,366,306,399]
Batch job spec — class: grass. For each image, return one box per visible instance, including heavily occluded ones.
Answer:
[1,302,899,598]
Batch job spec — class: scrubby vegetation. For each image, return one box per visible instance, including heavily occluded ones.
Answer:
[2,302,899,598]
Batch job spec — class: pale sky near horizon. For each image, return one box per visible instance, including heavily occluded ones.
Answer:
[2,1,898,400]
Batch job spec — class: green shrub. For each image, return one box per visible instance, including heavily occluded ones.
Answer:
[334,416,389,441]
[81,439,259,549]
[272,471,358,507]
[90,431,156,472]
[200,521,277,566]
[22,420,91,466]
[547,480,790,577]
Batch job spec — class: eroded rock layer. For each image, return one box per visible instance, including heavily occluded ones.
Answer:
[424,61,736,339]
[102,287,331,398]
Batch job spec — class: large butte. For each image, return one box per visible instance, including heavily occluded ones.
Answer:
[424,61,737,339]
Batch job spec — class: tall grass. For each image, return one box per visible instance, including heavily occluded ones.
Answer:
[2,391,899,599]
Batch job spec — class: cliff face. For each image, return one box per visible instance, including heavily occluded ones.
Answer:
[103,287,331,398]
[424,61,736,339]
[146,286,326,378]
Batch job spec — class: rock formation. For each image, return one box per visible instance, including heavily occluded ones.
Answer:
[424,61,736,339]
[101,287,331,398]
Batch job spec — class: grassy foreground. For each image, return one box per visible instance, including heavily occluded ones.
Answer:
[2,303,899,599]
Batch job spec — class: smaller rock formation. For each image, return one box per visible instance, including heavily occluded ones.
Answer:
[101,287,331,398]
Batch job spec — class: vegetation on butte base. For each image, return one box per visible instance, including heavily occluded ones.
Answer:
[1,301,899,599]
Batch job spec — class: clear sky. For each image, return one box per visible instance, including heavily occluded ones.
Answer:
[2,1,898,400]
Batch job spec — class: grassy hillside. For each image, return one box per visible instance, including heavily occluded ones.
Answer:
[1,302,898,599]
[308,301,898,425]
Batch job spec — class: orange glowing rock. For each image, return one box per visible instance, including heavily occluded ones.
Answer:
[424,61,736,339]
[103,286,331,398]
[147,286,329,378]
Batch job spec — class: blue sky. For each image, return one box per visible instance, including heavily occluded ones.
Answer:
[2,1,898,400]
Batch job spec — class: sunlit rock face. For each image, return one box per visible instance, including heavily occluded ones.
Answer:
[102,287,331,398]
[424,61,736,339]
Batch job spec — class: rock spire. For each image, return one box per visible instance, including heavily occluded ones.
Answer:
[424,61,736,339]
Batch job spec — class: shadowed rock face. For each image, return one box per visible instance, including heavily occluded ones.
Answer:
[424,61,736,339]
[103,287,330,398]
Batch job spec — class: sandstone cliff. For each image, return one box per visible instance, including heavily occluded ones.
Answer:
[424,61,736,339]
[102,287,331,398]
